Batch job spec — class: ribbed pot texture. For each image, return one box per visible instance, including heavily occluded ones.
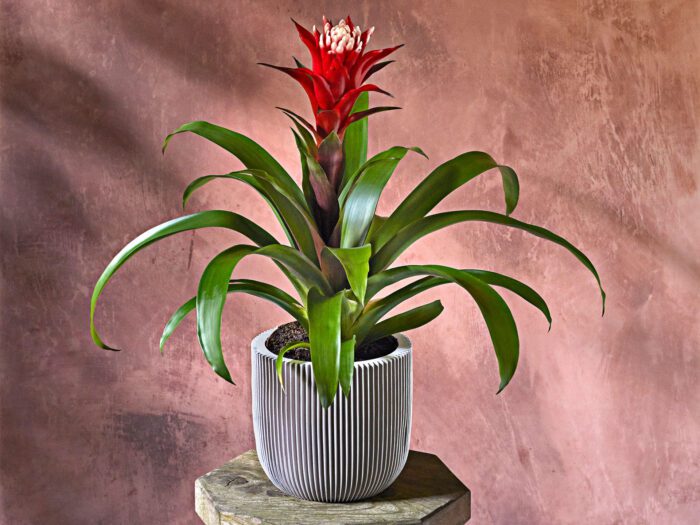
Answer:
[251,328,413,502]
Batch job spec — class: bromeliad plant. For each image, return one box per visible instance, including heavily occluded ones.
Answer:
[90,16,604,408]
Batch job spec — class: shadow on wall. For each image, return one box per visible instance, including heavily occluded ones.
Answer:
[0,5,233,520]
[113,0,274,102]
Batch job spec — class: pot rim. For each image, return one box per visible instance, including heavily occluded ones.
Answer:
[252,326,411,367]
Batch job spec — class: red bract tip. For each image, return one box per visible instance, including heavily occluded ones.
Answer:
[264,17,400,143]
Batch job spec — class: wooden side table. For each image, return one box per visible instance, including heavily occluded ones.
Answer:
[195,449,470,524]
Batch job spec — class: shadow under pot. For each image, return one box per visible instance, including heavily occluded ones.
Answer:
[251,327,413,502]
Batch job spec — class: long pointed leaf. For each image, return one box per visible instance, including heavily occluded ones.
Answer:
[182,170,296,246]
[182,169,322,267]
[90,211,277,351]
[246,171,324,266]
[159,279,307,352]
[363,300,444,344]
[365,266,551,328]
[340,146,426,248]
[370,152,519,250]
[278,107,320,148]
[307,288,343,408]
[338,146,427,206]
[196,242,331,384]
[196,246,256,383]
[291,129,318,217]
[342,91,369,181]
[255,244,333,295]
[357,264,520,391]
[163,120,306,209]
[370,210,605,313]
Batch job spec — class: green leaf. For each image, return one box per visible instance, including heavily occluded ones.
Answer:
[307,288,343,408]
[498,165,520,215]
[357,265,520,392]
[196,242,332,384]
[196,245,256,383]
[247,170,324,266]
[182,170,297,246]
[370,210,605,313]
[90,211,277,351]
[159,279,307,353]
[340,146,426,248]
[338,147,427,206]
[466,270,551,329]
[370,152,519,250]
[276,342,310,390]
[366,214,388,244]
[182,169,322,266]
[363,300,444,344]
[255,244,333,295]
[340,291,363,338]
[365,266,551,329]
[163,120,306,209]
[325,244,372,303]
[339,336,356,397]
[291,129,318,217]
[343,91,369,182]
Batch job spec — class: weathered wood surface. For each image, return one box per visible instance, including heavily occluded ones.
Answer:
[195,449,470,524]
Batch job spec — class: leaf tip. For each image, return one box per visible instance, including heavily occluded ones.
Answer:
[161,134,173,155]
[413,146,429,159]
[601,289,607,316]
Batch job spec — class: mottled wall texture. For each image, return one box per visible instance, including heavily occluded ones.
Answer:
[1,0,698,523]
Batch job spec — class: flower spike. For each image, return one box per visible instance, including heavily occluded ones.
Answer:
[264,16,401,142]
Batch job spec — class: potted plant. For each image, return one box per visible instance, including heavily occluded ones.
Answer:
[90,16,604,503]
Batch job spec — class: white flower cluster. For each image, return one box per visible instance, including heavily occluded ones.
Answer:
[314,17,374,55]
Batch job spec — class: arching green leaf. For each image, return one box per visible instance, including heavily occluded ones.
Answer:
[371,210,604,313]
[365,266,551,329]
[196,246,256,383]
[159,279,307,353]
[196,243,331,384]
[340,146,426,248]
[182,169,322,266]
[163,120,306,209]
[276,342,310,390]
[363,300,444,344]
[182,170,297,245]
[357,264,519,392]
[370,152,519,250]
[90,211,277,351]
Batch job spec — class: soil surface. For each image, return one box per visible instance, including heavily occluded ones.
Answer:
[265,321,398,362]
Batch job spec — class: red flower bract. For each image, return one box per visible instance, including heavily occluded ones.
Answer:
[261,16,402,142]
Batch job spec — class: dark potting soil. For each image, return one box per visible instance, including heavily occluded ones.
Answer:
[265,321,398,362]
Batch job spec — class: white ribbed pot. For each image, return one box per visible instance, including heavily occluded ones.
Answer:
[251,327,412,502]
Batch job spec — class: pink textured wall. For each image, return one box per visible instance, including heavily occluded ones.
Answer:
[2,1,698,523]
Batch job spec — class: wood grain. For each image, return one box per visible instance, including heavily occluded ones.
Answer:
[195,449,470,524]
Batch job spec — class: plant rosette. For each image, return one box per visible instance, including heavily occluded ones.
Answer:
[90,15,604,502]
